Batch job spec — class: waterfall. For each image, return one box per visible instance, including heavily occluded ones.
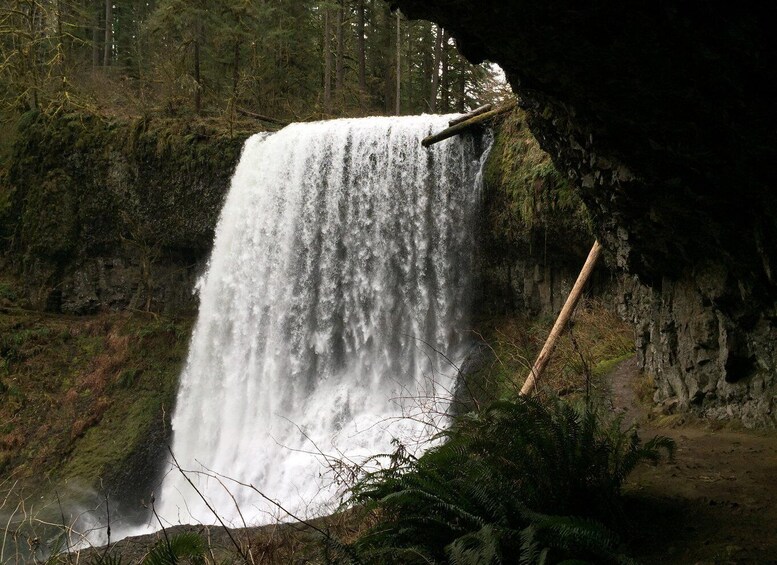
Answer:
[156,115,490,527]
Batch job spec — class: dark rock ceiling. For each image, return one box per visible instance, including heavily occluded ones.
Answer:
[393,1,777,312]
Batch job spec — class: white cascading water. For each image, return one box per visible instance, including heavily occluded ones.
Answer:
[156,115,490,527]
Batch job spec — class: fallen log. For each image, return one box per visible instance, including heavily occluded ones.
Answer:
[421,101,516,147]
[448,103,493,127]
[519,240,603,396]
[237,108,289,126]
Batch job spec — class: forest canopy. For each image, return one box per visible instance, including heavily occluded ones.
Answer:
[0,0,510,123]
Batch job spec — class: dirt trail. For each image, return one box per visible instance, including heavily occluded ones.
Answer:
[610,357,777,564]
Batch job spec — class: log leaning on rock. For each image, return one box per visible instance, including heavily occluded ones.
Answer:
[520,240,603,396]
[421,101,517,147]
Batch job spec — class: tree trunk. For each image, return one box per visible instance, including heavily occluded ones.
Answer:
[357,0,366,92]
[323,7,332,110]
[103,0,112,66]
[457,57,466,112]
[382,5,393,113]
[232,40,240,98]
[421,102,515,147]
[230,39,240,122]
[27,1,41,110]
[56,0,64,67]
[405,17,413,111]
[92,0,101,69]
[193,22,202,114]
[395,11,401,115]
[429,25,442,112]
[440,29,449,112]
[448,103,493,126]
[335,0,345,93]
[520,240,603,396]
[421,22,433,110]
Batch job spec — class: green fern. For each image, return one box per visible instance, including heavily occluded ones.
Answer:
[446,524,505,565]
[346,397,673,564]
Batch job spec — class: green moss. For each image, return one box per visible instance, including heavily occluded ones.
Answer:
[4,111,252,290]
[0,277,192,497]
[482,109,592,258]
[61,393,161,482]
[592,352,635,379]
[60,315,192,488]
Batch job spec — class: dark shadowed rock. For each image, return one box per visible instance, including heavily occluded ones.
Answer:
[393,1,777,426]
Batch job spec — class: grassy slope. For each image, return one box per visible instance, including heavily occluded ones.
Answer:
[462,300,635,410]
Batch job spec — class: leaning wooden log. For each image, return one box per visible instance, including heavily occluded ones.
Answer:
[421,101,516,147]
[448,103,493,126]
[519,240,603,396]
[237,108,289,126]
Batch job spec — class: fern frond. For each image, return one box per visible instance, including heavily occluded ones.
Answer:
[347,396,670,564]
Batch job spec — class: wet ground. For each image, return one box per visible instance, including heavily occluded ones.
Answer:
[611,357,777,564]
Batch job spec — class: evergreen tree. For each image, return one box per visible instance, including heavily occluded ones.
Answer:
[0,0,509,120]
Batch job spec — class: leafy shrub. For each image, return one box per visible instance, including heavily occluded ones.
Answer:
[344,397,674,564]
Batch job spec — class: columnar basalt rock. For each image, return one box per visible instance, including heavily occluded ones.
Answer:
[620,272,777,427]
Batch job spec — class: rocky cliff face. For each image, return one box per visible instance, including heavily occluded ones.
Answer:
[619,272,777,427]
[476,110,601,319]
[2,112,249,314]
[393,1,777,426]
[5,110,589,320]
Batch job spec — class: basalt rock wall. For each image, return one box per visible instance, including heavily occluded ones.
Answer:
[4,110,595,321]
[619,271,777,427]
[1,112,250,314]
[393,1,777,426]
[475,110,604,320]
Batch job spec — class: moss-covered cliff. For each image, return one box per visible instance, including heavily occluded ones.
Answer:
[1,112,251,314]
[477,108,597,317]
[0,112,253,524]
[3,109,598,320]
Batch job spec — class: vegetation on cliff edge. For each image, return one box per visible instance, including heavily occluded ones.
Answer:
[482,108,591,263]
